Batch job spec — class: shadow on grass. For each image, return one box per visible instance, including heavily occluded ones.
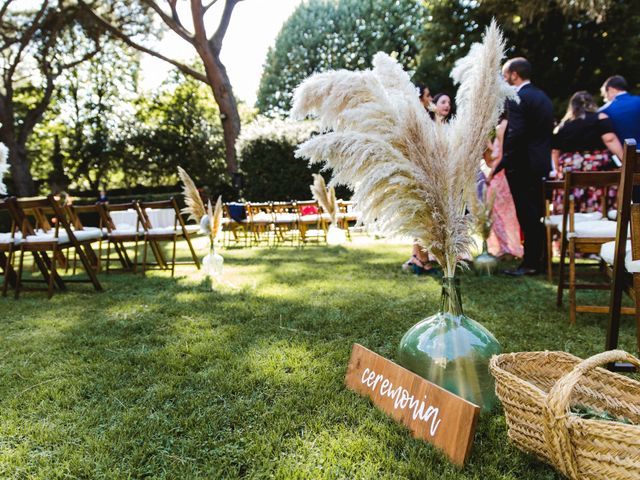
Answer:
[1,241,636,479]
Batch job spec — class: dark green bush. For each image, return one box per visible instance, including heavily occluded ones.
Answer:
[238,118,350,201]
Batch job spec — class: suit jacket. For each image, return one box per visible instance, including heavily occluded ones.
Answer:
[599,92,640,144]
[497,83,554,178]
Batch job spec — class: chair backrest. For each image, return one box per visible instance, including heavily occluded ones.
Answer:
[296,200,319,216]
[0,197,18,243]
[542,179,564,216]
[561,171,621,232]
[66,203,101,231]
[14,197,55,237]
[138,197,188,233]
[99,201,140,233]
[245,202,273,222]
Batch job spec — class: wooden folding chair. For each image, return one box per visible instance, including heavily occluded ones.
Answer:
[0,198,20,296]
[556,171,619,323]
[223,203,249,247]
[271,201,299,245]
[64,203,106,274]
[138,198,200,276]
[543,179,605,283]
[296,200,326,244]
[245,202,273,246]
[97,201,143,273]
[11,196,102,298]
[601,140,640,365]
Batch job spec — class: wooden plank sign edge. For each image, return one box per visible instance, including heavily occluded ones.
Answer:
[345,343,480,466]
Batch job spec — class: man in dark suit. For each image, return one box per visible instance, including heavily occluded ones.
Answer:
[490,57,554,276]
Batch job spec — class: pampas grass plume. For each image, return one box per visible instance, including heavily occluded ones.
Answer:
[178,166,206,222]
[292,20,515,277]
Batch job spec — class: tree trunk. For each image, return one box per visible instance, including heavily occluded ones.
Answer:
[8,143,36,197]
[199,51,240,176]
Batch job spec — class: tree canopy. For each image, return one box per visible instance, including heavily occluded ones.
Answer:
[256,0,427,115]
[415,0,640,112]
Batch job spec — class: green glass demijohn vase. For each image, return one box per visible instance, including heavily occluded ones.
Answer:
[473,239,499,276]
[397,277,501,411]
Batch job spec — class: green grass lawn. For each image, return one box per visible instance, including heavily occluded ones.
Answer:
[1,236,638,479]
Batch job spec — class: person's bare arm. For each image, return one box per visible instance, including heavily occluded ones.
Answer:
[551,149,560,177]
[599,112,623,160]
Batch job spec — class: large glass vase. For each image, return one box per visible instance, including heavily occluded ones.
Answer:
[397,277,501,411]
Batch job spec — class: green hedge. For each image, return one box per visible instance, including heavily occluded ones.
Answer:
[237,117,351,201]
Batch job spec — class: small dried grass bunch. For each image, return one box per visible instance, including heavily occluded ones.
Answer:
[177,166,222,243]
[469,179,497,242]
[0,143,9,195]
[291,21,515,277]
[310,173,338,224]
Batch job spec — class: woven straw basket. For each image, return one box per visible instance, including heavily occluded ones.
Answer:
[489,350,640,480]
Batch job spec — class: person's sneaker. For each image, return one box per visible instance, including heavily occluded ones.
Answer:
[502,266,539,277]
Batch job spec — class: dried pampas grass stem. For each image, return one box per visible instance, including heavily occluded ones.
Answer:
[178,166,206,222]
[310,174,337,224]
[292,20,515,277]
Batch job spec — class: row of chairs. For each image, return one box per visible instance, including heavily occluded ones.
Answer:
[546,139,640,363]
[0,196,201,298]
[222,199,361,246]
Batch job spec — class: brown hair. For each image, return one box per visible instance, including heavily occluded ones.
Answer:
[561,90,598,124]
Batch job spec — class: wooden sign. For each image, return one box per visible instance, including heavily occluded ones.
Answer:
[345,344,480,466]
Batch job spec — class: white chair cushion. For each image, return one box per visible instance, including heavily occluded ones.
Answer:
[608,210,617,220]
[564,220,618,239]
[274,213,297,223]
[147,227,180,236]
[109,227,143,238]
[184,224,200,234]
[250,212,272,223]
[600,240,640,273]
[545,212,602,227]
[299,214,320,223]
[0,232,22,245]
[73,229,103,242]
[24,232,69,244]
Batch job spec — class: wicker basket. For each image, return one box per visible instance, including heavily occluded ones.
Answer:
[489,350,640,480]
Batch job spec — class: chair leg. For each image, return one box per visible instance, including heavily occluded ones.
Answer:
[142,238,148,276]
[569,239,577,325]
[2,249,12,297]
[546,226,553,283]
[133,238,139,274]
[171,237,177,277]
[557,235,568,307]
[15,248,25,299]
[106,240,111,274]
[48,246,57,299]
[634,275,640,355]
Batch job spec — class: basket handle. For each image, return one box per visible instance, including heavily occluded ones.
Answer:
[544,350,640,479]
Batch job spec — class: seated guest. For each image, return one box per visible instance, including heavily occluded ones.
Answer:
[599,75,640,144]
[552,91,623,214]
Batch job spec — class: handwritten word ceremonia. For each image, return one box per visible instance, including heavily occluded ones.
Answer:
[361,367,442,437]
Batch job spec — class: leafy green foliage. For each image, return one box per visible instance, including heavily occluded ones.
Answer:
[118,72,229,195]
[1,238,638,478]
[415,0,640,113]
[237,117,320,201]
[256,0,427,115]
